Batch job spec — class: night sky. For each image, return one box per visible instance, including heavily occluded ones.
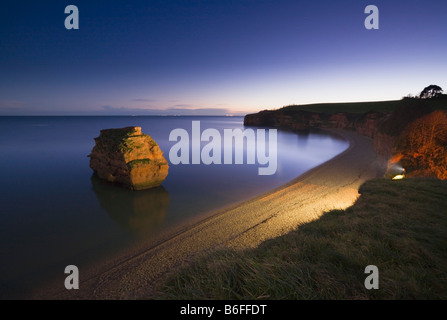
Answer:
[1,0,446,115]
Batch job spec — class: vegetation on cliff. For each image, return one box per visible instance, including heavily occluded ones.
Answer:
[374,90,447,180]
[393,111,447,180]
[278,96,447,115]
[245,86,447,180]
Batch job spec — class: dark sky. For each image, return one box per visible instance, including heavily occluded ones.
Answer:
[1,0,446,115]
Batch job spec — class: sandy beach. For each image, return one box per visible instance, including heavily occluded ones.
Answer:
[38,129,384,299]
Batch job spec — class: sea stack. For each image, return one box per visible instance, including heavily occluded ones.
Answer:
[89,127,169,190]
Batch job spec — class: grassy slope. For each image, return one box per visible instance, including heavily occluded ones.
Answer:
[280,99,447,114]
[156,178,447,299]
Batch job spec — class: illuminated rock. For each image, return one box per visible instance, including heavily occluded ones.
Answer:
[89,126,169,190]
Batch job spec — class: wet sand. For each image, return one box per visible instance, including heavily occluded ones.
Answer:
[38,129,384,299]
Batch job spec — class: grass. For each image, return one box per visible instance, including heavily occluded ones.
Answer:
[94,127,140,153]
[155,178,447,299]
[280,98,447,114]
[127,158,153,169]
[94,127,159,154]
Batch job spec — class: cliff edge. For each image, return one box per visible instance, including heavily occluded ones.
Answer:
[244,100,447,180]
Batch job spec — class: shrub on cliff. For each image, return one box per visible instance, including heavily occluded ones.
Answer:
[394,110,447,180]
[378,99,434,136]
[420,85,443,99]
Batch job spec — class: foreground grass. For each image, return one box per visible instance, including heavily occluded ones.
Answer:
[281,99,447,114]
[156,178,447,299]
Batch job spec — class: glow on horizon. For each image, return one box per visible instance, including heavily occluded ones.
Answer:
[0,1,446,116]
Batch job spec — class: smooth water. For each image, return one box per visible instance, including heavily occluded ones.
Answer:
[0,116,348,298]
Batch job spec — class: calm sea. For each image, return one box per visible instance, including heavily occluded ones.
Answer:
[0,116,348,298]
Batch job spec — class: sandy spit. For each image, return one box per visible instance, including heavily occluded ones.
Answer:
[37,129,385,299]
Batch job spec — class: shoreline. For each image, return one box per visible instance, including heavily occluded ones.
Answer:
[37,129,385,300]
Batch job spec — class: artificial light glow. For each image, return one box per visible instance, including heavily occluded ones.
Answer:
[392,168,406,180]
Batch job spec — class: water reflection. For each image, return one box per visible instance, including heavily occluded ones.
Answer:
[91,175,170,236]
[296,131,311,148]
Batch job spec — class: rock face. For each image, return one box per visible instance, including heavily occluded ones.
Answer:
[89,127,169,190]
[245,101,447,179]
[244,109,392,167]
[244,109,388,138]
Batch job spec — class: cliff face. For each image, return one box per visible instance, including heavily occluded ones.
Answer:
[245,110,387,137]
[244,109,395,160]
[245,100,447,179]
[373,132,396,158]
[89,127,169,190]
